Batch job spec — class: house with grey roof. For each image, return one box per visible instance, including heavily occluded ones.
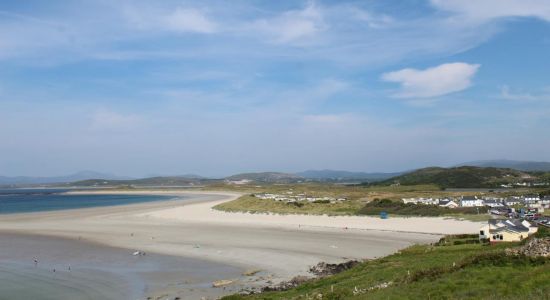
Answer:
[479,219,538,242]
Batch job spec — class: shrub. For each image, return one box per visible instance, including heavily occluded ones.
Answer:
[357,199,487,216]
[534,225,550,238]
[312,200,331,204]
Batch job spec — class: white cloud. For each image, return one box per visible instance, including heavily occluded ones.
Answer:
[302,114,349,125]
[350,8,394,29]
[252,2,326,44]
[161,8,217,33]
[382,62,480,98]
[500,85,550,101]
[431,0,550,23]
[90,110,142,131]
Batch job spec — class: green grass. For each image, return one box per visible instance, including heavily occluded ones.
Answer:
[215,195,493,219]
[358,199,488,217]
[444,214,496,222]
[209,183,543,218]
[374,166,549,189]
[213,195,363,215]
[222,238,550,300]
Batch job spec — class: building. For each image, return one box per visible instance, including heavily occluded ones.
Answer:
[504,198,522,207]
[484,199,504,208]
[402,198,438,205]
[438,199,459,208]
[479,219,538,242]
[524,194,541,204]
[460,196,484,207]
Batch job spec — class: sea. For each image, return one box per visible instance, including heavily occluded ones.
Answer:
[0,188,173,214]
[0,189,245,299]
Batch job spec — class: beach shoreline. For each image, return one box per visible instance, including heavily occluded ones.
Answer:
[0,189,484,299]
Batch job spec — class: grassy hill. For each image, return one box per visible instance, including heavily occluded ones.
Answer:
[225,172,304,183]
[375,166,539,189]
[294,170,402,182]
[69,176,214,187]
[458,160,550,172]
[223,230,550,300]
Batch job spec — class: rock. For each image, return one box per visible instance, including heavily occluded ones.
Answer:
[506,238,550,257]
[212,279,234,287]
[309,260,360,277]
[242,269,261,276]
[262,275,310,292]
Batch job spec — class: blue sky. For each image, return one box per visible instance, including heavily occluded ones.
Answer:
[1,0,549,177]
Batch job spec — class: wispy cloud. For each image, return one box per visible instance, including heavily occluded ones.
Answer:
[250,2,325,45]
[500,85,550,101]
[431,0,550,23]
[90,110,143,132]
[0,0,531,67]
[161,8,217,33]
[123,5,218,34]
[382,62,480,98]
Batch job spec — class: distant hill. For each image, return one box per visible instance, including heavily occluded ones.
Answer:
[377,166,539,189]
[225,172,303,183]
[457,160,550,172]
[295,170,402,181]
[69,176,213,187]
[0,171,132,185]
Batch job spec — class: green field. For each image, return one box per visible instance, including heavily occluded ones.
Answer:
[213,194,364,215]
[211,183,512,218]
[222,232,550,300]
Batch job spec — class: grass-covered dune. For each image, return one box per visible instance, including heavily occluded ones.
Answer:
[213,194,364,215]
[358,199,488,217]
[214,195,490,220]
[223,230,550,300]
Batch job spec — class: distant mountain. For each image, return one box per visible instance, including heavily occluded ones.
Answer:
[295,170,402,181]
[225,172,303,183]
[457,160,550,172]
[70,176,213,187]
[0,171,132,185]
[144,173,207,179]
[376,166,537,189]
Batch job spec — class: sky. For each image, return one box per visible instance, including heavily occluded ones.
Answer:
[1,0,550,177]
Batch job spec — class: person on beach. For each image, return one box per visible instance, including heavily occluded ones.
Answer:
[33,257,38,267]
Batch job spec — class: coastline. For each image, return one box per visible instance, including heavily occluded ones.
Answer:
[0,190,484,298]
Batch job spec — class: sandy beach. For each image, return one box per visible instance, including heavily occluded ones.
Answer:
[0,190,484,299]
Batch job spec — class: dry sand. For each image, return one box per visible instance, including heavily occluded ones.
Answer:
[0,190,484,297]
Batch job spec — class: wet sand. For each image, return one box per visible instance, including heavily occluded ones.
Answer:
[0,233,247,300]
[0,190,483,299]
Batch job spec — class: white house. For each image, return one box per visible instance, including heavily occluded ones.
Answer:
[460,196,484,207]
[484,199,504,208]
[524,194,541,204]
[438,199,459,208]
[402,198,438,205]
[504,198,522,207]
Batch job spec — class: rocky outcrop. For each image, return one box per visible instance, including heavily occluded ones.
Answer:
[506,238,550,257]
[261,276,310,292]
[309,260,360,277]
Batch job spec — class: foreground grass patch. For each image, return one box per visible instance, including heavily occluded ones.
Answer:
[223,239,549,300]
